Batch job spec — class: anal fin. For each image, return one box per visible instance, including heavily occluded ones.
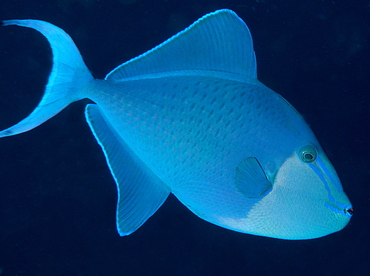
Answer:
[85,104,170,235]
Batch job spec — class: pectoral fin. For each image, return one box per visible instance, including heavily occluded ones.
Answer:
[235,157,272,198]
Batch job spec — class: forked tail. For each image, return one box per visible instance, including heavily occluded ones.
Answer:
[0,19,93,137]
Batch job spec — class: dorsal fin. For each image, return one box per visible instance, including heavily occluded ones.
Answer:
[106,9,257,82]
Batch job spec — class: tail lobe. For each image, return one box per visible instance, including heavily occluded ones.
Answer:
[0,19,93,137]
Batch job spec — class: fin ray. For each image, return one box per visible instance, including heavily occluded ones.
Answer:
[235,157,272,198]
[0,19,92,137]
[85,104,170,235]
[106,9,256,82]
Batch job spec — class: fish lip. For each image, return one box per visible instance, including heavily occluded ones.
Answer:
[344,205,354,217]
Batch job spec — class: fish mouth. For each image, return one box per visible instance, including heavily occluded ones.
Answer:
[344,207,354,217]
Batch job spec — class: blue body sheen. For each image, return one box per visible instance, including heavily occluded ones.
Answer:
[0,10,352,239]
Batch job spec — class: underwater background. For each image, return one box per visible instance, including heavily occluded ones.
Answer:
[0,0,369,275]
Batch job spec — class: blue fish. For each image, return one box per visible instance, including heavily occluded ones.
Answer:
[0,10,352,239]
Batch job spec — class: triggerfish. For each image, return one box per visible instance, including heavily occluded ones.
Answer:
[0,9,352,239]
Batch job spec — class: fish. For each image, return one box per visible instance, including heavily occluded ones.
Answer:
[0,9,352,240]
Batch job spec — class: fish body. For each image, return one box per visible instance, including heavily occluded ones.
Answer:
[0,10,352,239]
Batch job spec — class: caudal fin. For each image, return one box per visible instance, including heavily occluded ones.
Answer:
[0,19,93,137]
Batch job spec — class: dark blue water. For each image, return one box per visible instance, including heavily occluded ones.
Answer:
[0,0,369,275]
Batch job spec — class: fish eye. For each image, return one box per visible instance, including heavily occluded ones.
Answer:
[299,145,317,163]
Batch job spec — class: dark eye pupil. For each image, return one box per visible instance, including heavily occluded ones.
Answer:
[304,153,314,161]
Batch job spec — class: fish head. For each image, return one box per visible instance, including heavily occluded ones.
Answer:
[247,143,352,240]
